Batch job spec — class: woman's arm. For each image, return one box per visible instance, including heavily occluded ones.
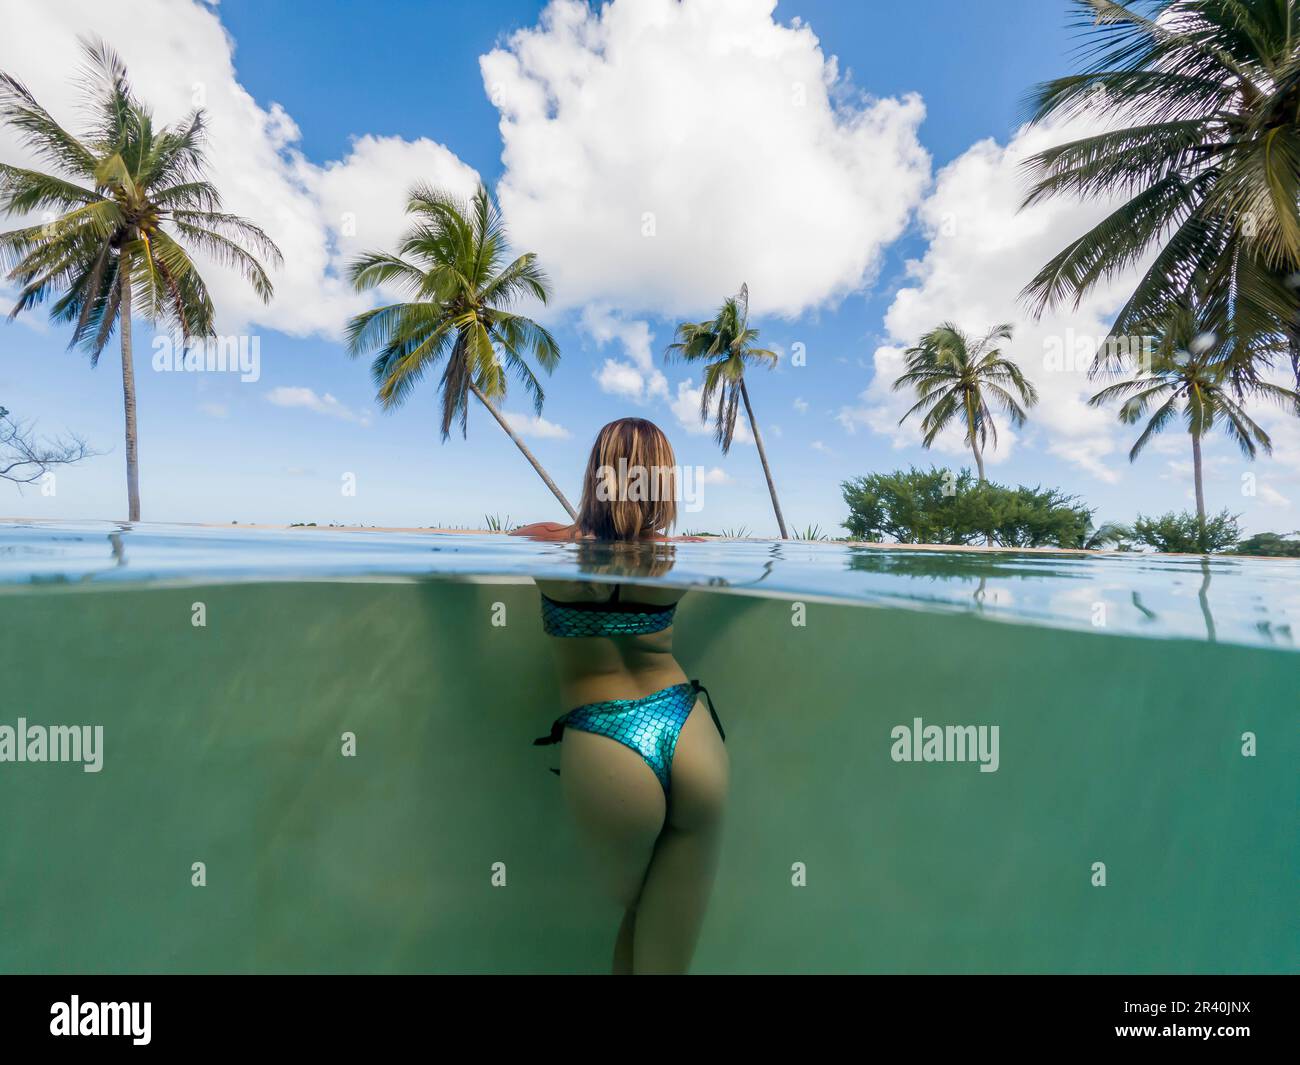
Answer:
[509,521,578,541]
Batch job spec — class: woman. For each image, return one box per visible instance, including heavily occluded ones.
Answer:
[512,418,728,974]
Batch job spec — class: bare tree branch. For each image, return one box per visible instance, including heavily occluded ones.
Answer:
[0,404,96,486]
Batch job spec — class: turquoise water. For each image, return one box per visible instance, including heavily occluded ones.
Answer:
[0,520,1295,973]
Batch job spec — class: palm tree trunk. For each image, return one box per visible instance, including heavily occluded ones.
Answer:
[965,394,989,545]
[971,440,990,546]
[1191,431,1206,549]
[468,381,576,520]
[739,377,789,539]
[965,393,986,482]
[119,269,141,522]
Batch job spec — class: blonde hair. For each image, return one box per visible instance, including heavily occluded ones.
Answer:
[576,418,677,540]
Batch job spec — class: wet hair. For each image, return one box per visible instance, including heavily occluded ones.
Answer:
[576,418,677,541]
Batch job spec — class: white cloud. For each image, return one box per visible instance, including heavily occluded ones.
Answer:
[1257,483,1290,508]
[793,397,809,414]
[670,378,752,444]
[0,1,479,340]
[481,0,930,318]
[503,412,571,439]
[199,402,229,418]
[266,386,370,425]
[581,305,668,402]
[699,466,730,484]
[839,114,1162,483]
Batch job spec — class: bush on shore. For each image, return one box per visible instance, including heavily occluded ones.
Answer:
[841,467,1094,548]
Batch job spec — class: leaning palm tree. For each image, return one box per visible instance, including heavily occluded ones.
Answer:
[1020,0,1300,388]
[893,322,1039,481]
[1088,301,1298,543]
[0,38,282,520]
[345,184,575,518]
[666,283,789,538]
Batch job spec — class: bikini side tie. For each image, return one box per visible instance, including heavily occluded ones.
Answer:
[690,679,726,741]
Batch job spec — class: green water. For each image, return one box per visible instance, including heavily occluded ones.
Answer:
[1,578,1293,974]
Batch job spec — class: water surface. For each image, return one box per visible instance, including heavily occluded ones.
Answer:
[2,520,1296,651]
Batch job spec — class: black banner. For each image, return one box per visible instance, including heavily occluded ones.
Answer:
[0,975,1292,1051]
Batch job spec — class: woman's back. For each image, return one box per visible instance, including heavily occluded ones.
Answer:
[535,579,688,708]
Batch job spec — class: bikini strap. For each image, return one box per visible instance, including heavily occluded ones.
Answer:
[690,679,726,742]
[533,717,566,747]
[533,717,565,776]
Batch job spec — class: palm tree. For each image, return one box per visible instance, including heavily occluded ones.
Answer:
[1021,0,1300,388]
[1083,520,1135,550]
[0,39,282,521]
[893,322,1039,481]
[345,184,575,518]
[667,284,789,538]
[1088,301,1299,542]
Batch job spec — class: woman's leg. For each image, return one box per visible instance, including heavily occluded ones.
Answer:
[612,907,637,975]
[559,729,666,969]
[630,700,730,974]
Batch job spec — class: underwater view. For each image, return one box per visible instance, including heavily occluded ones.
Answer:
[2,521,1294,974]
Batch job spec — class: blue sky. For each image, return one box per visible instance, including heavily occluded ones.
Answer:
[2,0,1297,534]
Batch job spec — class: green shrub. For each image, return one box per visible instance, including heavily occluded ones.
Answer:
[1228,531,1300,557]
[840,467,1094,548]
[1131,510,1240,553]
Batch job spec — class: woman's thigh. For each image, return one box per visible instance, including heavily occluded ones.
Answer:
[559,728,666,908]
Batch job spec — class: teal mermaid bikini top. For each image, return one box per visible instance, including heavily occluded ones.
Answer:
[541,585,677,638]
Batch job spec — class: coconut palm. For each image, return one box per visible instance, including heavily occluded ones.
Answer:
[1021,0,1300,388]
[893,323,1039,482]
[666,284,788,537]
[0,38,282,521]
[1083,520,1136,549]
[1088,301,1299,542]
[345,184,575,517]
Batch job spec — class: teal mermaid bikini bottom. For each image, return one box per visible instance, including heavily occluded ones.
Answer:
[534,680,725,795]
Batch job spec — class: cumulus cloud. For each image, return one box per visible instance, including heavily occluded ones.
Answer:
[481,0,930,318]
[503,412,571,439]
[1256,483,1290,508]
[581,305,668,403]
[267,386,370,425]
[0,0,479,340]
